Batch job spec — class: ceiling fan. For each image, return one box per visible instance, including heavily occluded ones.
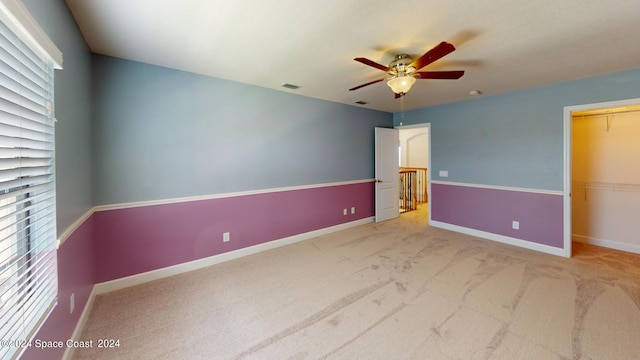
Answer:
[349,41,464,98]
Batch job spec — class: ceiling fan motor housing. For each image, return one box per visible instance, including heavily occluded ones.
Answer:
[389,54,416,77]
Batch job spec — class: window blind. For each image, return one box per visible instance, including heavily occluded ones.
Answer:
[0,3,58,359]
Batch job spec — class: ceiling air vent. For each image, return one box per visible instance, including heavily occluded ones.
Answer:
[281,83,300,90]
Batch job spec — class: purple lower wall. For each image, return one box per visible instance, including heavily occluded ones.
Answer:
[19,182,373,359]
[21,216,96,360]
[431,183,564,248]
[93,182,374,283]
[16,181,564,359]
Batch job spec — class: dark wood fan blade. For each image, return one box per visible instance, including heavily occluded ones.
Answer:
[349,78,385,91]
[410,42,456,71]
[354,57,389,72]
[415,70,465,79]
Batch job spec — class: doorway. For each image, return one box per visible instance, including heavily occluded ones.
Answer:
[564,98,640,255]
[397,124,430,221]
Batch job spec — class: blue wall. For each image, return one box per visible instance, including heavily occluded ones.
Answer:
[92,55,392,205]
[395,68,640,191]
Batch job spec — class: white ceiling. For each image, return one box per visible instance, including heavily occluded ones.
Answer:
[65,0,640,113]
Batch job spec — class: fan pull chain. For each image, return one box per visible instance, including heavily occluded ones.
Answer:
[400,95,405,126]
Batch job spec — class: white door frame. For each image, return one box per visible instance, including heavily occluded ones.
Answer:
[396,123,431,221]
[563,97,640,257]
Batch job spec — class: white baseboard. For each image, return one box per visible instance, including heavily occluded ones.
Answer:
[93,217,374,295]
[573,234,640,254]
[62,286,98,360]
[429,220,569,257]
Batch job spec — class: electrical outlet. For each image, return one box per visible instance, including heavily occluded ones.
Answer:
[512,221,520,230]
[343,209,347,216]
[223,232,230,242]
[439,170,449,177]
[70,293,75,314]
[351,207,356,214]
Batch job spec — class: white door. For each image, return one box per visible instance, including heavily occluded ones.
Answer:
[375,127,399,222]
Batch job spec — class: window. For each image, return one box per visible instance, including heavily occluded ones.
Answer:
[0,1,62,358]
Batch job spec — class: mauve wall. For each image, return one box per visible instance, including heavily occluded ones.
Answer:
[94,182,374,282]
[431,183,564,248]
[88,53,389,281]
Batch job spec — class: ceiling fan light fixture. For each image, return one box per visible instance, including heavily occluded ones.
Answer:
[387,75,416,94]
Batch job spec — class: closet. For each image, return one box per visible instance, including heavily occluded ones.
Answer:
[572,105,640,253]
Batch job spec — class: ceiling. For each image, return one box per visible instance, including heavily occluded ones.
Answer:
[65,0,640,113]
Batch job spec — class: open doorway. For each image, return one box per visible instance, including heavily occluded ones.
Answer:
[565,98,640,255]
[397,124,430,220]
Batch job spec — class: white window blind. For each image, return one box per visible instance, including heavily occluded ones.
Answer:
[0,1,60,358]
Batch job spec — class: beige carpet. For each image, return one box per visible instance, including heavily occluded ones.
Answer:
[72,206,640,360]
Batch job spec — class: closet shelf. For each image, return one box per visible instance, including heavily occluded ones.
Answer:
[572,181,640,193]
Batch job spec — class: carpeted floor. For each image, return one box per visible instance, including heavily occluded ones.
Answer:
[71,206,640,359]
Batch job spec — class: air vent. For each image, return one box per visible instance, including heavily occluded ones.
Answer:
[281,83,300,90]
[354,100,368,105]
